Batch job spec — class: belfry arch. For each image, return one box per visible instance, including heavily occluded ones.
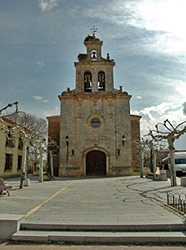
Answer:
[84,71,92,92]
[98,71,105,91]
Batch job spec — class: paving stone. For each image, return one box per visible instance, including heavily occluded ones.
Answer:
[0,176,185,225]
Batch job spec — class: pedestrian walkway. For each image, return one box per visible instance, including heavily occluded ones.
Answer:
[122,176,186,204]
[1,176,185,224]
[1,176,186,244]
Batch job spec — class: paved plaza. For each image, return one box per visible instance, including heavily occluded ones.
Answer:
[1,176,186,247]
[0,176,185,224]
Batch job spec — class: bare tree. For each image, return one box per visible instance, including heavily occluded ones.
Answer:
[48,138,59,180]
[134,138,150,178]
[0,102,19,118]
[0,103,50,185]
[144,140,165,181]
[9,112,47,138]
[9,112,47,172]
[148,119,186,186]
[0,102,30,187]
[0,102,19,131]
[29,135,47,182]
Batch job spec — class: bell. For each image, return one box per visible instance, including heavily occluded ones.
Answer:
[92,51,97,59]
[99,82,105,88]
[85,82,91,89]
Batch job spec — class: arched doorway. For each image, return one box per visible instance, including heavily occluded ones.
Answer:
[86,150,106,176]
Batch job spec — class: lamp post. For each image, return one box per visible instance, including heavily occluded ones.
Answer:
[65,135,69,146]
[65,135,69,161]
[122,135,126,146]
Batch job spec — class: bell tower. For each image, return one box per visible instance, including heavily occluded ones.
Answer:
[54,30,141,178]
[74,32,115,93]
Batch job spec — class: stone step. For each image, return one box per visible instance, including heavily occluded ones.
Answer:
[12,230,186,244]
[20,222,186,232]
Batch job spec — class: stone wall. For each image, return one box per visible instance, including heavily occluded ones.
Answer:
[131,115,141,170]
[47,113,141,176]
[47,116,60,145]
[58,92,133,177]
[75,63,115,93]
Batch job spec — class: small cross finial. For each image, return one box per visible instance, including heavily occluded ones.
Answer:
[90,26,98,36]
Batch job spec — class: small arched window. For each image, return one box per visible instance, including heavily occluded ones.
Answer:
[84,71,92,92]
[91,50,97,61]
[98,71,105,91]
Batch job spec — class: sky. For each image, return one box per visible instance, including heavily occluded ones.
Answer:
[0,0,186,149]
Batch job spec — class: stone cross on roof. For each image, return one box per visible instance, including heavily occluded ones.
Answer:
[90,26,98,36]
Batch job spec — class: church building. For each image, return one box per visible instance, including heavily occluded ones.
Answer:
[47,32,141,177]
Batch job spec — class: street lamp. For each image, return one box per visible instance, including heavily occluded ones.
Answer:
[65,135,69,146]
[122,135,126,146]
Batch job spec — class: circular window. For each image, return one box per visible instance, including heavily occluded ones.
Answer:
[91,118,101,128]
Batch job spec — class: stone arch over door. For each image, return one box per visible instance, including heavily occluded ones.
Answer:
[83,147,109,176]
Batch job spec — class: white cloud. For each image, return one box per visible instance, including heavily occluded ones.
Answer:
[133,102,185,137]
[136,96,142,99]
[175,82,186,98]
[183,102,186,115]
[123,0,186,37]
[32,96,43,101]
[166,80,186,105]
[88,0,186,54]
[36,61,46,67]
[32,96,49,103]
[42,108,59,117]
[39,0,58,11]
[119,0,186,54]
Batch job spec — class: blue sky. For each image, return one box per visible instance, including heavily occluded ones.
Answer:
[0,0,186,149]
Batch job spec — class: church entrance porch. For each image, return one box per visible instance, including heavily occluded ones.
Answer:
[86,150,106,176]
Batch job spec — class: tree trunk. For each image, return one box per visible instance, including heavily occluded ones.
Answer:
[150,148,153,172]
[140,151,144,178]
[169,148,177,186]
[49,150,54,179]
[39,146,43,182]
[20,139,27,188]
[153,150,157,181]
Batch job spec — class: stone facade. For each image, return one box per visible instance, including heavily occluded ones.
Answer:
[131,115,141,170]
[47,34,141,177]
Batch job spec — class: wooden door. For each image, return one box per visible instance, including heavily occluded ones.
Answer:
[86,150,106,176]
